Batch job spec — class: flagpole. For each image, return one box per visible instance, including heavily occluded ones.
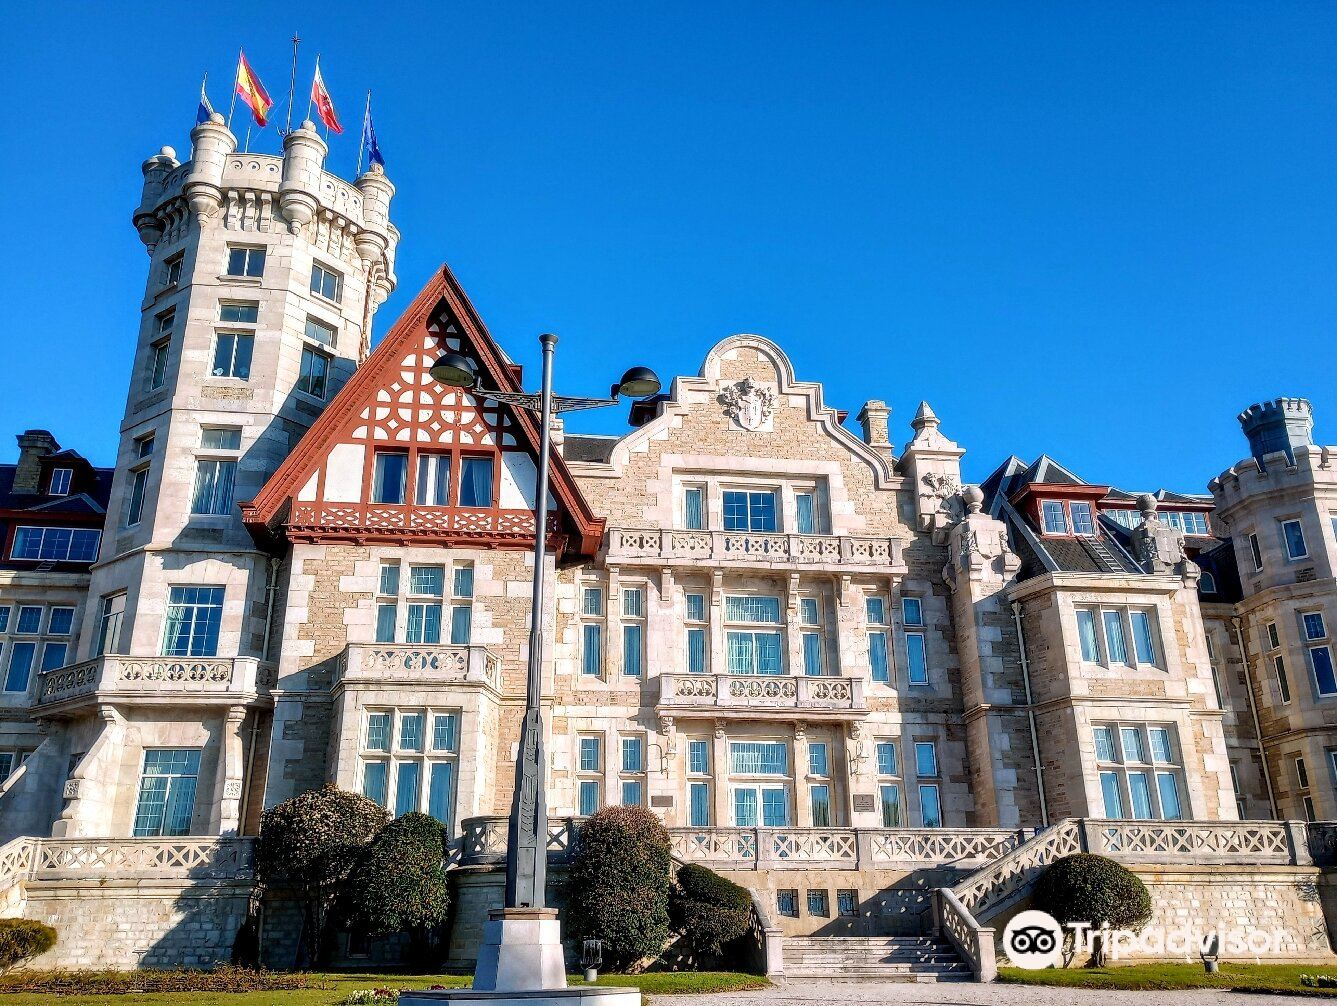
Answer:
[284,32,301,134]
[306,55,318,122]
[243,125,252,154]
[356,90,371,175]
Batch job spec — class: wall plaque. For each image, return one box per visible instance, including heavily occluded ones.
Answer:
[650,795,674,809]
[852,793,877,813]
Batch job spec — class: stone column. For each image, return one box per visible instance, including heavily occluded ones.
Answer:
[785,574,804,676]
[793,721,811,826]
[51,705,125,838]
[212,707,248,836]
[711,720,730,827]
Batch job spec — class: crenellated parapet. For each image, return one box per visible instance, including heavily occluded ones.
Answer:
[133,113,398,305]
[1209,442,1337,514]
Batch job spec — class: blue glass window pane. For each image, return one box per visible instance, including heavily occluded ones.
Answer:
[582,624,602,676]
[900,597,922,626]
[689,782,710,827]
[1156,772,1182,820]
[621,737,643,772]
[372,452,408,504]
[409,566,444,596]
[687,628,707,673]
[1042,500,1068,534]
[761,789,788,826]
[1121,727,1145,763]
[1128,772,1153,819]
[733,788,758,827]
[880,784,901,826]
[1071,502,1095,535]
[919,784,942,828]
[40,643,67,672]
[4,643,35,692]
[579,780,599,816]
[365,713,391,751]
[459,458,494,507]
[620,780,642,806]
[869,632,890,683]
[731,742,788,775]
[1077,610,1101,661]
[406,603,442,644]
[623,624,643,677]
[808,743,829,776]
[1093,726,1116,762]
[1311,647,1337,696]
[1284,520,1308,559]
[375,603,396,642]
[688,740,709,774]
[579,737,600,772]
[449,604,472,645]
[755,633,782,674]
[398,713,425,752]
[428,762,455,828]
[46,608,73,634]
[906,632,928,684]
[1103,611,1129,664]
[1131,611,1156,664]
[876,742,898,777]
[685,593,706,621]
[802,632,823,676]
[684,488,705,530]
[379,563,400,595]
[809,785,830,827]
[362,761,388,806]
[15,606,40,634]
[394,762,421,817]
[915,742,938,777]
[1100,771,1123,818]
[795,493,815,534]
[724,596,781,623]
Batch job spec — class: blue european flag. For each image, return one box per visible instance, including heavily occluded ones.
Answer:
[362,107,385,167]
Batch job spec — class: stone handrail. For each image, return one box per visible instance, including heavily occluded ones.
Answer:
[457,816,581,867]
[37,656,274,706]
[936,887,997,982]
[949,819,1083,920]
[0,837,36,896]
[658,672,866,713]
[31,837,256,881]
[667,826,1024,870]
[745,889,785,976]
[338,644,503,693]
[607,528,903,570]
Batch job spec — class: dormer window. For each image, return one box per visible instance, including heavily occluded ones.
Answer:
[48,468,72,496]
[1041,500,1068,534]
[1070,502,1095,536]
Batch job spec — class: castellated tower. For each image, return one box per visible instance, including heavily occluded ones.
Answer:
[19,115,397,840]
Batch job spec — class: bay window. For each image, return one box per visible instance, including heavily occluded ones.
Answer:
[360,707,460,828]
[132,749,200,837]
[1093,722,1185,820]
[725,595,783,675]
[161,586,224,657]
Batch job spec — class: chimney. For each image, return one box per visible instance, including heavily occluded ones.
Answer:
[1238,397,1313,468]
[856,400,891,451]
[13,430,58,494]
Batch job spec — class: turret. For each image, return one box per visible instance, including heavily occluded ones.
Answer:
[1238,397,1313,468]
[354,162,397,305]
[133,146,180,252]
[900,400,966,538]
[278,119,328,234]
[183,113,235,220]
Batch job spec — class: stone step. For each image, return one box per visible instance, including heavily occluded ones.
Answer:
[780,936,969,981]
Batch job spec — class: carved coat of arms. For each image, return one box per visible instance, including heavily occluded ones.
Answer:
[720,378,777,431]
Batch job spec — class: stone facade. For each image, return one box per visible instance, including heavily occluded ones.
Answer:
[1,107,1337,972]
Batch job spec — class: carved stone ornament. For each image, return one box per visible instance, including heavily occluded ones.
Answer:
[719,378,778,431]
[921,473,965,522]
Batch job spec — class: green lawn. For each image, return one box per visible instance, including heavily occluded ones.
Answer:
[999,962,1337,996]
[0,971,767,1005]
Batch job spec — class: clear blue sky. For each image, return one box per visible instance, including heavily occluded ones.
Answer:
[4,2,1335,490]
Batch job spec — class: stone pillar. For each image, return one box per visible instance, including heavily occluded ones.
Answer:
[212,707,248,836]
[793,722,811,827]
[846,721,880,828]
[784,574,804,676]
[711,720,730,827]
[900,402,966,540]
[52,705,125,838]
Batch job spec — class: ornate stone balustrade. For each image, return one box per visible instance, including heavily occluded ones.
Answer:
[31,838,255,881]
[0,837,35,898]
[1088,819,1298,864]
[36,656,274,711]
[456,816,580,866]
[658,672,866,716]
[936,887,997,982]
[607,528,904,571]
[337,644,503,693]
[667,826,1024,870]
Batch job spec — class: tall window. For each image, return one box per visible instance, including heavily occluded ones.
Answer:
[1130,610,1158,665]
[1303,612,1328,642]
[297,345,331,400]
[795,491,817,534]
[405,566,443,644]
[163,253,183,287]
[48,468,72,495]
[621,588,644,677]
[162,586,224,657]
[620,735,645,805]
[372,451,409,504]
[800,597,824,676]
[730,741,790,827]
[1070,501,1096,536]
[458,457,494,507]
[450,565,474,645]
[375,562,399,642]
[10,527,101,562]
[902,596,927,685]
[211,332,254,379]
[581,587,604,677]
[147,310,175,391]
[127,433,154,527]
[1076,608,1101,662]
[683,486,706,530]
[191,428,241,516]
[1093,722,1184,820]
[1249,532,1264,572]
[133,749,201,837]
[688,737,711,827]
[808,740,831,826]
[1103,610,1130,665]
[226,246,266,277]
[725,595,783,675]
[1041,500,1068,534]
[1295,756,1315,821]
[311,262,343,302]
[1311,645,1337,697]
[359,707,460,827]
[578,735,602,816]
[685,592,708,674]
[722,489,777,532]
[915,741,942,827]
[876,740,901,826]
[3,644,34,693]
[415,454,451,506]
[867,596,890,683]
[1282,519,1308,561]
[96,592,126,656]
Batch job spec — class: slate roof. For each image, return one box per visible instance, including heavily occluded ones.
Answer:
[0,464,113,513]
[562,435,619,464]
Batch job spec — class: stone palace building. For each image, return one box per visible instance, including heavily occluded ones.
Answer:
[0,108,1334,977]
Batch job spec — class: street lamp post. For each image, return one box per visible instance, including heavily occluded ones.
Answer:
[429,335,659,994]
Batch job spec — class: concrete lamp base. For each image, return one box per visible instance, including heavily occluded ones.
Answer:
[399,909,639,1006]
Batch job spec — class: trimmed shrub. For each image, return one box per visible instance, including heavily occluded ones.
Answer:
[0,967,325,994]
[256,784,390,965]
[0,919,55,973]
[669,864,752,957]
[1033,853,1153,965]
[568,805,673,970]
[340,812,450,940]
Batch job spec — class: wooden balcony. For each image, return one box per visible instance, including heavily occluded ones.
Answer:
[336,643,504,693]
[606,528,905,572]
[36,656,274,715]
[657,671,866,719]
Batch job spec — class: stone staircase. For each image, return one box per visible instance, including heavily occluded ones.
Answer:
[781,935,971,981]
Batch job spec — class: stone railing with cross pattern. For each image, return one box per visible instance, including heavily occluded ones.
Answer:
[606,527,905,572]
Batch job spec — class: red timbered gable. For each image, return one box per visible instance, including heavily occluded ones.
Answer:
[242,265,605,559]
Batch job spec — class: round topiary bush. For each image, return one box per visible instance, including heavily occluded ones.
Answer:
[0,918,56,973]
[568,805,673,970]
[256,784,391,965]
[340,812,450,946]
[669,863,753,958]
[1033,853,1153,965]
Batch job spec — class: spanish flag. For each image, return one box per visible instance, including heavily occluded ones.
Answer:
[235,51,274,128]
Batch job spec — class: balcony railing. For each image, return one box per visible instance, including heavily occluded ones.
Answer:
[337,644,503,693]
[668,826,1027,870]
[455,816,580,867]
[607,528,903,570]
[658,672,865,714]
[37,656,275,708]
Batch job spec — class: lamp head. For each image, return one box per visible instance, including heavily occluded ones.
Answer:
[614,366,661,399]
[430,352,478,388]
